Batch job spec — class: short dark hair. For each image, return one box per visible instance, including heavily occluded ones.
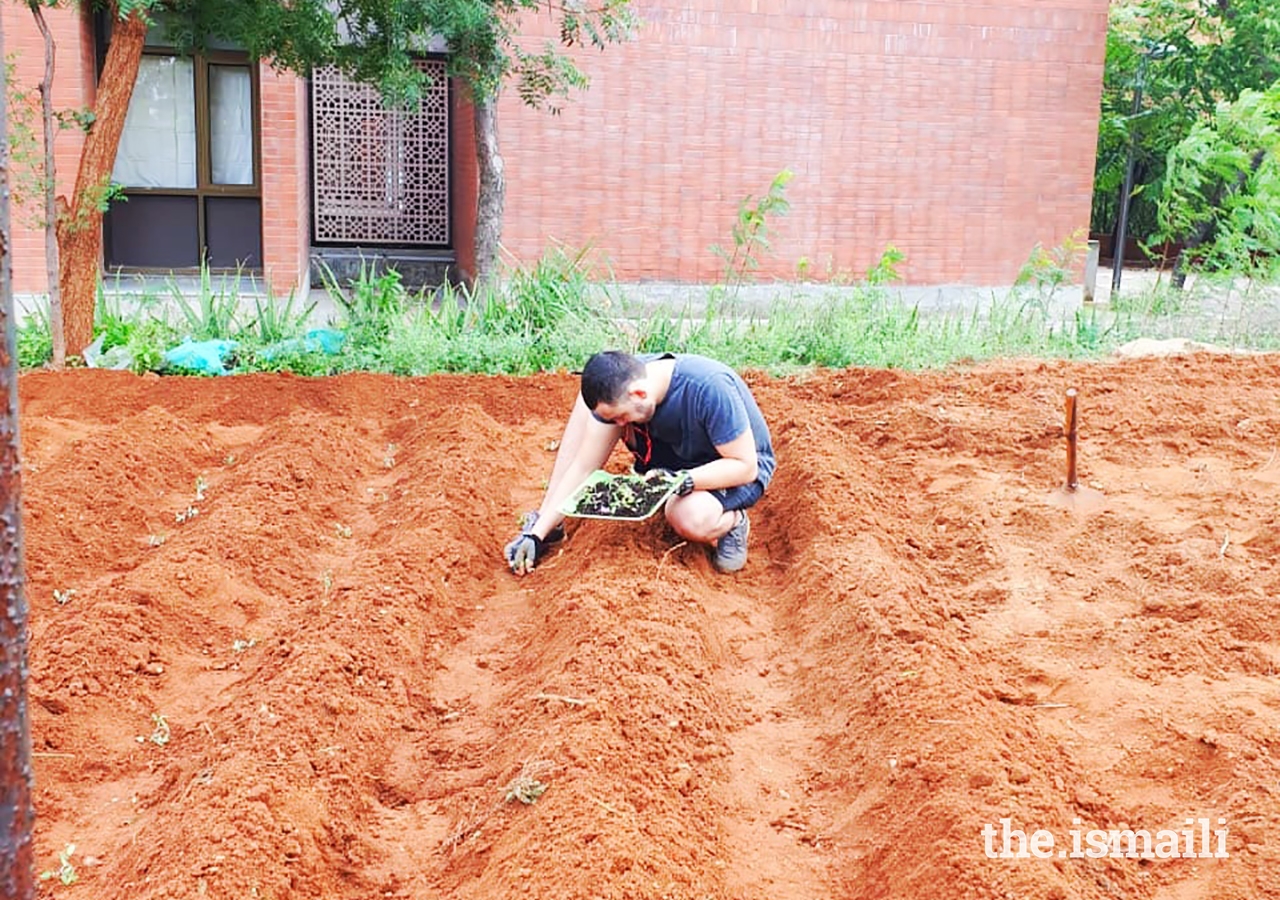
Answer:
[581,351,645,409]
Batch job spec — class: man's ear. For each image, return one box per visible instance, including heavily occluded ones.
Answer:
[629,379,649,401]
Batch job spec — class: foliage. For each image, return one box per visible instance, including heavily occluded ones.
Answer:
[167,268,245,340]
[320,260,409,349]
[710,170,794,291]
[147,0,634,109]
[1093,0,1280,247]
[16,300,53,367]
[245,289,318,345]
[1155,81,1280,276]
[1014,230,1089,309]
[39,843,77,886]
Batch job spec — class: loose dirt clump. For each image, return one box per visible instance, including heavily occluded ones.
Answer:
[19,355,1280,899]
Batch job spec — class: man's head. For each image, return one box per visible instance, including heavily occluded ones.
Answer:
[581,351,654,426]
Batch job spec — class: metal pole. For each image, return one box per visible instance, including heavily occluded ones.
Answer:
[1064,389,1079,492]
[0,10,37,899]
[1111,57,1147,296]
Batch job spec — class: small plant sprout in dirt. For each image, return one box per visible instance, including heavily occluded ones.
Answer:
[148,714,171,747]
[146,533,167,548]
[334,523,353,539]
[53,588,76,606]
[383,443,397,469]
[175,505,199,524]
[232,637,257,653]
[39,843,77,886]
[194,475,209,501]
[503,759,556,805]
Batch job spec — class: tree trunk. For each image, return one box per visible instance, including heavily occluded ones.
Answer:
[473,94,504,288]
[55,8,148,358]
[31,3,64,367]
[0,13,37,900]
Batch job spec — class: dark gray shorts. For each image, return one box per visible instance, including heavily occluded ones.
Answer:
[711,479,766,512]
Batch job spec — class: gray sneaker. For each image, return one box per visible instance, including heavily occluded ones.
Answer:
[713,511,750,572]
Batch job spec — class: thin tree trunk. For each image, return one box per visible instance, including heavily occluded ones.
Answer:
[473,93,504,288]
[31,2,65,367]
[55,8,148,358]
[0,11,36,899]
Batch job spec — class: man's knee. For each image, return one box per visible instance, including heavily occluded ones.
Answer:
[664,495,724,542]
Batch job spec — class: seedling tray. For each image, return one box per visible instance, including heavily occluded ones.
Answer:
[559,470,681,521]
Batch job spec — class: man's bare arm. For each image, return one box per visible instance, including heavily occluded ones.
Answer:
[685,428,758,491]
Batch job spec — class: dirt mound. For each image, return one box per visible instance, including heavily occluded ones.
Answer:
[19,356,1280,899]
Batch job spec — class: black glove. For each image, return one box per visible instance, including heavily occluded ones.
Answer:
[505,531,546,575]
[645,468,695,497]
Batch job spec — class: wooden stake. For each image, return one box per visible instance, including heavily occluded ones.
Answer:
[1064,389,1079,492]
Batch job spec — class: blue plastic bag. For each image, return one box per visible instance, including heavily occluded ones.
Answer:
[163,339,238,375]
[257,328,346,361]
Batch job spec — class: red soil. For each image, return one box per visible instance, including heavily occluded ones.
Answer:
[18,356,1280,900]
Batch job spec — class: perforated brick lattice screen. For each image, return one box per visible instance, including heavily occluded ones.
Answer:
[311,61,449,245]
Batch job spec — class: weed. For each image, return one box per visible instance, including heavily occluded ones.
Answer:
[232,638,257,653]
[194,476,208,501]
[16,299,53,367]
[168,266,244,340]
[710,169,794,293]
[53,588,75,606]
[245,289,318,345]
[865,245,907,286]
[147,534,167,548]
[1014,229,1088,309]
[503,759,555,805]
[150,713,171,747]
[175,506,199,524]
[39,843,77,886]
[334,523,352,539]
[321,258,409,348]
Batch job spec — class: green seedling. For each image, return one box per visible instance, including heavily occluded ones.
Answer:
[39,843,77,886]
[503,760,555,805]
[150,713,171,747]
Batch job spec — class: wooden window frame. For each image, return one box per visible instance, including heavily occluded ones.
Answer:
[98,15,264,273]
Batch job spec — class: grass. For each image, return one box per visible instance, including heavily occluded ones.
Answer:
[13,245,1280,377]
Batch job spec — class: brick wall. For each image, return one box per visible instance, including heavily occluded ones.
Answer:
[491,0,1110,284]
[259,68,309,296]
[2,3,93,296]
[1,7,309,298]
[4,0,1110,293]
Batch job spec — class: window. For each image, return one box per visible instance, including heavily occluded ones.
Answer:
[101,17,262,272]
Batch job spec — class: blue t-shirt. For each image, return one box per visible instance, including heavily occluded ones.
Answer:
[628,354,775,488]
